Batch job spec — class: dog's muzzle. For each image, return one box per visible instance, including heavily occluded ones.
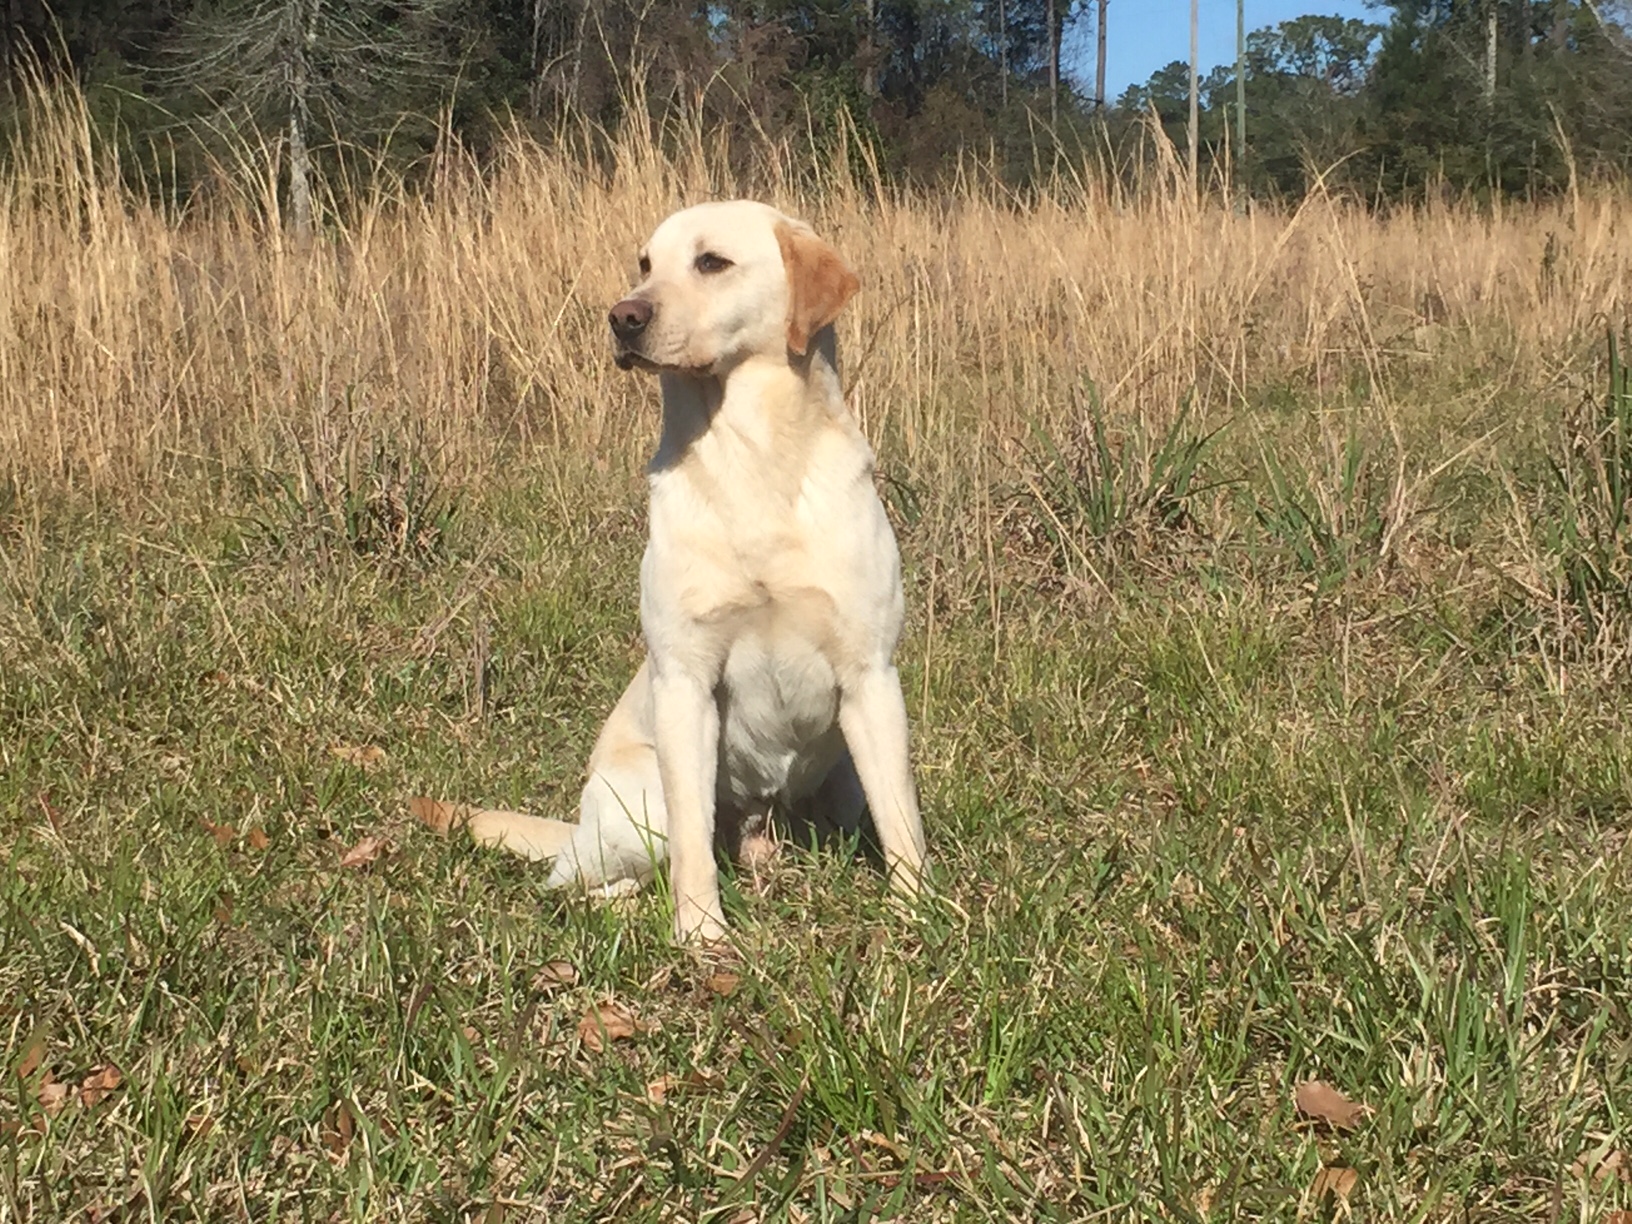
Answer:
[609,296,652,370]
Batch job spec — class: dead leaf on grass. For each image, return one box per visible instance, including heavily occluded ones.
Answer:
[645,1074,675,1104]
[704,971,742,998]
[200,819,236,847]
[339,836,388,869]
[321,1099,355,1158]
[408,796,472,835]
[13,1036,45,1080]
[78,1064,123,1108]
[645,1069,721,1104]
[36,1074,68,1115]
[578,1000,643,1052]
[331,744,388,772]
[531,960,578,991]
[246,827,271,851]
[1311,1165,1358,1205]
[1294,1080,1366,1131]
[1571,1148,1629,1185]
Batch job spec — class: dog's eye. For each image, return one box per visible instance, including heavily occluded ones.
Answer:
[694,252,733,275]
[637,254,651,277]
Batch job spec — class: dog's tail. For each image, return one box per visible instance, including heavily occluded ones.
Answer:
[409,797,576,861]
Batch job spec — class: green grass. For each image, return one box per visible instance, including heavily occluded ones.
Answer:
[4,372,1632,1222]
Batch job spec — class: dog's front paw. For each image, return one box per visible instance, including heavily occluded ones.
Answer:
[886,853,927,898]
[673,898,730,948]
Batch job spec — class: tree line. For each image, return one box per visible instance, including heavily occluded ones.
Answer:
[4,0,1631,213]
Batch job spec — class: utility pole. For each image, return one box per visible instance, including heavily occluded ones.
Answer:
[1236,0,1246,152]
[1188,0,1200,196]
[1096,0,1109,109]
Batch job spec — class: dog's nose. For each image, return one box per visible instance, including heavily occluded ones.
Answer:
[609,297,653,340]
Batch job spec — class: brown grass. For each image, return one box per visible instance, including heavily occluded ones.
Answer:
[3,81,1626,501]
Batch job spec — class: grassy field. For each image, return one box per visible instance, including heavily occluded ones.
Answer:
[4,86,1632,1221]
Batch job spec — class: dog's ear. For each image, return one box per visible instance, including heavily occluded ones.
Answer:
[776,220,860,357]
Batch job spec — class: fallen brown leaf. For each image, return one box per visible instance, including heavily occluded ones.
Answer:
[321,1100,355,1158]
[37,1074,68,1115]
[531,960,578,991]
[14,1037,45,1080]
[331,744,388,772]
[409,796,471,836]
[1605,1213,1632,1224]
[200,819,236,847]
[1311,1165,1358,1205]
[78,1064,123,1108]
[858,1129,906,1158]
[246,827,271,851]
[704,971,742,997]
[1294,1079,1366,1131]
[645,1069,721,1104]
[645,1074,675,1104]
[1571,1148,1629,1185]
[339,836,387,869]
[578,1000,642,1053]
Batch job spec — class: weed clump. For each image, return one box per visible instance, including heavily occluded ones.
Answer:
[237,417,459,573]
[1545,329,1632,661]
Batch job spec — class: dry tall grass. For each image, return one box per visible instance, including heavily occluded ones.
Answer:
[3,81,1627,502]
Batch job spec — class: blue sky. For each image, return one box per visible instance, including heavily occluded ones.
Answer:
[1067,1,1380,99]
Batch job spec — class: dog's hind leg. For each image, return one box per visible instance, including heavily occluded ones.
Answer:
[545,664,671,891]
[546,745,669,890]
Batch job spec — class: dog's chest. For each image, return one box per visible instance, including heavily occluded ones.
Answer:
[645,428,866,639]
[715,622,843,802]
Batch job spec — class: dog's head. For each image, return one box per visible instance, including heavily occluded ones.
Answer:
[609,201,859,376]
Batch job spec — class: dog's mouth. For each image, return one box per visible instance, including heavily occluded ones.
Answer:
[612,342,660,372]
[612,344,712,377]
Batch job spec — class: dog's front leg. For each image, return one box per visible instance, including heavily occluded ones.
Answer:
[651,669,727,944]
[839,666,928,896]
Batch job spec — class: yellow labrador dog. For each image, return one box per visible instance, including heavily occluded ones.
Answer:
[462,201,926,944]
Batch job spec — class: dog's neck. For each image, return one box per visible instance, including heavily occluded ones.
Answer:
[648,328,845,475]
